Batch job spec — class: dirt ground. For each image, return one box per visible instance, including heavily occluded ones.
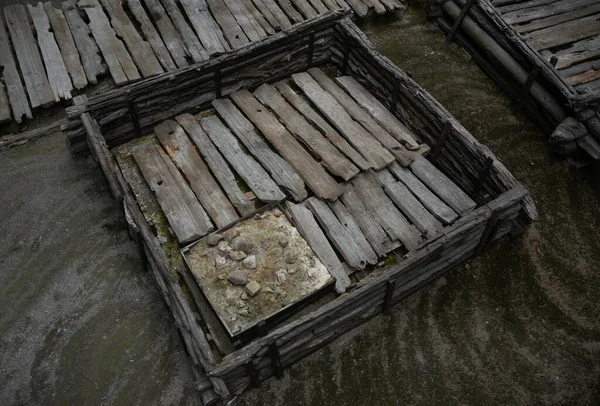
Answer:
[1,5,600,406]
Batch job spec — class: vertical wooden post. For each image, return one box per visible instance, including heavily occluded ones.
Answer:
[307,32,315,69]
[342,36,350,74]
[475,211,498,254]
[430,121,452,162]
[245,359,261,387]
[383,279,396,314]
[214,68,222,99]
[446,0,476,42]
[473,157,494,202]
[268,339,284,379]
[128,100,141,138]
[516,65,540,112]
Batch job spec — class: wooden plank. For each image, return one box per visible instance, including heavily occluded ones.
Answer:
[223,0,268,41]
[307,0,329,14]
[515,3,600,34]
[179,0,230,55]
[526,13,600,51]
[340,188,400,257]
[328,200,378,264]
[566,68,600,86]
[28,3,73,101]
[504,0,597,25]
[292,72,395,170]
[286,202,351,294]
[141,0,188,68]
[0,82,10,123]
[352,173,422,251]
[207,0,249,49]
[373,169,443,237]
[4,4,55,108]
[240,0,275,35]
[44,3,87,89]
[343,0,368,17]
[176,113,255,215]
[305,198,370,270]
[254,83,359,181]
[409,155,476,215]
[363,0,386,15]
[308,68,418,166]
[231,89,344,200]
[497,0,561,14]
[155,120,239,228]
[127,0,177,71]
[335,75,421,149]
[132,144,214,244]
[550,35,600,70]
[388,162,458,225]
[291,0,317,19]
[0,10,31,122]
[276,0,304,23]
[200,115,286,203]
[255,0,292,30]
[212,98,307,201]
[159,0,208,63]
[61,0,105,84]
[79,0,140,85]
[274,81,371,171]
[99,0,164,77]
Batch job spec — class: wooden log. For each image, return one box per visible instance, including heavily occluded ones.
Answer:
[525,12,600,52]
[274,80,371,171]
[180,0,230,55]
[28,3,73,101]
[343,0,368,17]
[241,0,275,35]
[4,4,55,108]
[176,113,255,215]
[132,144,214,243]
[308,0,328,14]
[328,199,378,263]
[255,83,359,181]
[61,0,105,84]
[155,119,240,228]
[291,0,318,19]
[200,114,286,202]
[254,0,292,30]
[305,197,370,270]
[212,98,307,201]
[223,0,268,41]
[231,89,344,200]
[276,0,304,24]
[292,72,394,169]
[286,202,351,293]
[0,10,31,122]
[207,0,250,49]
[410,155,476,215]
[79,0,140,85]
[44,2,87,90]
[160,0,209,63]
[127,0,177,71]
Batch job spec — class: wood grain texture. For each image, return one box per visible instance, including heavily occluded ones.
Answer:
[180,0,230,55]
[207,0,249,49]
[155,119,239,228]
[240,0,275,35]
[212,98,307,201]
[328,199,378,264]
[254,0,292,30]
[223,0,267,42]
[160,0,209,63]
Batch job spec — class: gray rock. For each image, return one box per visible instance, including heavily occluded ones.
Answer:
[245,280,261,297]
[217,240,232,255]
[228,269,249,286]
[228,250,247,261]
[242,255,257,269]
[273,209,282,217]
[285,250,298,264]
[231,236,257,254]
[207,233,223,246]
[278,237,289,248]
[276,269,287,284]
[215,255,227,269]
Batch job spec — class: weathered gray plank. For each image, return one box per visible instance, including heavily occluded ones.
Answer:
[343,0,368,17]
[526,13,600,51]
[240,0,275,35]
[307,0,328,14]
[550,35,600,70]
[388,161,458,225]
[410,155,477,215]
[28,3,73,101]
[4,4,55,108]
[127,0,177,71]
[305,197,369,270]
[176,113,254,215]
[335,75,421,149]
[212,98,307,201]
[292,72,395,170]
[276,0,304,23]
[274,80,371,171]
[373,169,443,237]
[254,83,359,181]
[207,0,249,49]
[79,0,140,85]
[516,3,600,34]
[99,0,164,77]
[155,120,240,228]
[223,0,267,41]
[232,89,345,201]
[61,0,105,84]
[200,115,286,203]
[340,188,400,257]
[286,202,350,294]
[159,0,208,63]
[179,0,230,55]
[44,3,87,89]
[254,0,291,30]
[291,0,317,19]
[352,173,422,251]
[132,144,214,244]
[504,0,596,25]
[328,200,378,264]
[308,68,418,166]
[0,10,31,122]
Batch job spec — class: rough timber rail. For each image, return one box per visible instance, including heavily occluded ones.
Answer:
[430,0,600,165]
[0,0,405,126]
[73,12,537,404]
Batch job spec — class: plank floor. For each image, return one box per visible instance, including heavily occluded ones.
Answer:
[0,0,404,125]
[122,69,476,286]
[492,0,600,95]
